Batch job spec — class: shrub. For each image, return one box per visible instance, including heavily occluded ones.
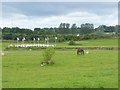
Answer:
[69,40,76,45]
[42,47,55,62]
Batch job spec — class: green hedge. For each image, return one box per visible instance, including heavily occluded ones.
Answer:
[55,46,118,50]
[4,46,118,51]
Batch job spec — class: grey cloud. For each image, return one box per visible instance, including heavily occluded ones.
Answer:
[2,2,118,29]
[2,2,117,17]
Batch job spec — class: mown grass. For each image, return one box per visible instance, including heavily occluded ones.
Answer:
[55,38,118,47]
[2,50,118,88]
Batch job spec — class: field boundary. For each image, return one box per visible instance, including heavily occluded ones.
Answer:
[4,46,119,51]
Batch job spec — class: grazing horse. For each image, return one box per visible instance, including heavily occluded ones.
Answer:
[77,48,84,55]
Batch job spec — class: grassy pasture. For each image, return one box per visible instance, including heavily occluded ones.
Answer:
[2,50,118,88]
[2,38,118,50]
[55,38,118,47]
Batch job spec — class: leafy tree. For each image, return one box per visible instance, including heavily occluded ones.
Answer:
[58,23,70,34]
[2,33,13,40]
[34,28,40,32]
[39,29,46,35]
[96,25,105,32]
[80,27,94,35]
[95,30,104,38]
[66,23,70,29]
[80,23,94,35]
[2,23,117,41]
[115,25,120,35]
[71,23,77,34]
[2,27,12,33]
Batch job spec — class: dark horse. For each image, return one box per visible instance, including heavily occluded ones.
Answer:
[77,48,84,55]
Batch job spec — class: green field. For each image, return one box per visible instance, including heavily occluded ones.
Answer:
[2,50,118,88]
[55,38,118,47]
[2,38,118,50]
[1,38,118,88]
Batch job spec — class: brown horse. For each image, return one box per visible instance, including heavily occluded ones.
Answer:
[77,48,84,55]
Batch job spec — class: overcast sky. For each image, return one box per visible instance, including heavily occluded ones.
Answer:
[2,2,118,30]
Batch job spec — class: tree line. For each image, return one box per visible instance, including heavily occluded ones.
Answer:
[1,23,119,42]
